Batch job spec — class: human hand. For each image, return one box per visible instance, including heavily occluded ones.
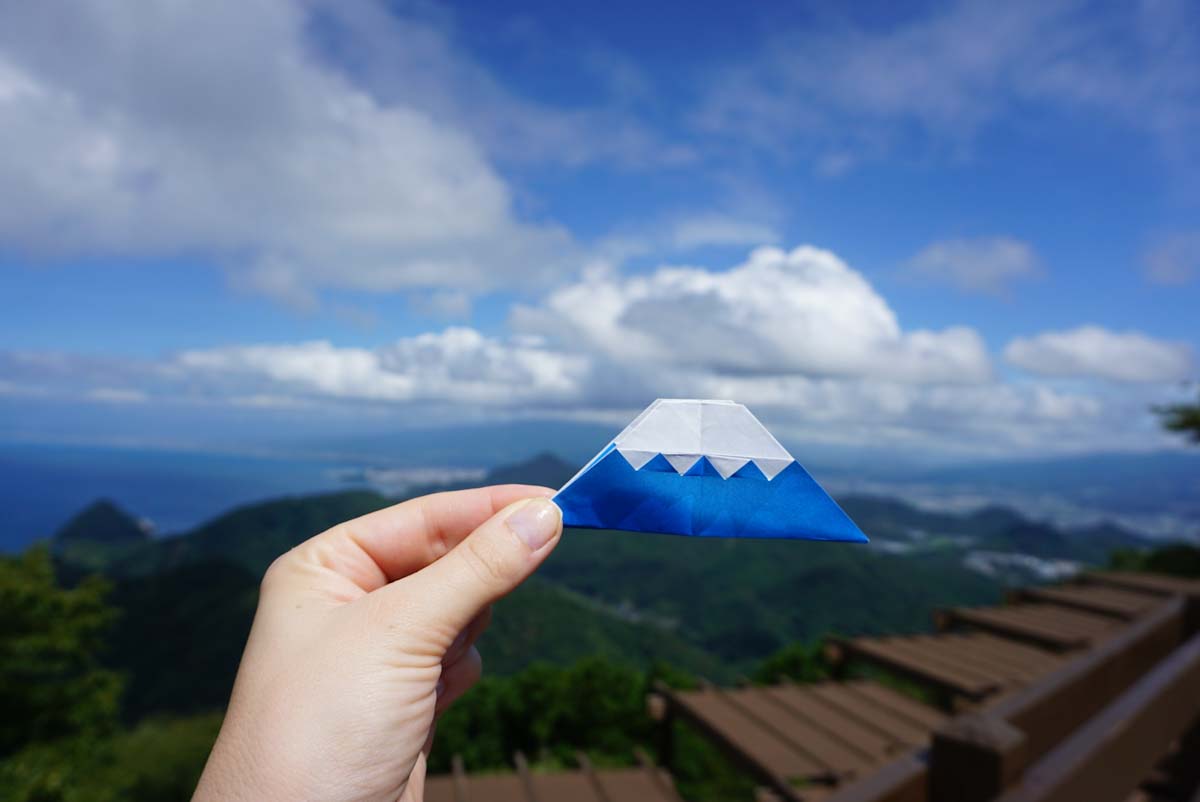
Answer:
[193,485,563,802]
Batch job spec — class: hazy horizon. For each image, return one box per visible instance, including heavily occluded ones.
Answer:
[5,427,1198,552]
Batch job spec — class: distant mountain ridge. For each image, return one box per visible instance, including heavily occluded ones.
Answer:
[56,498,147,541]
[53,499,150,571]
[53,452,1153,578]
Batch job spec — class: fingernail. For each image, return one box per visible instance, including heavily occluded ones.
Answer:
[505,498,561,551]
[435,680,445,697]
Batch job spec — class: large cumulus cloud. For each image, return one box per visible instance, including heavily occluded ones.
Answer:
[515,245,991,384]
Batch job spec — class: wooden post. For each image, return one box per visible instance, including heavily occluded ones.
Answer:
[1185,591,1200,637]
[648,686,675,770]
[929,713,1028,802]
[825,640,848,680]
[577,752,614,802]
[514,751,542,802]
[932,609,953,633]
[451,754,468,802]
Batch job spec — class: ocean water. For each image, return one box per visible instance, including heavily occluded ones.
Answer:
[0,443,375,551]
[0,420,612,553]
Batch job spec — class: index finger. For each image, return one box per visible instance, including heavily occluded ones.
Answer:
[299,484,555,592]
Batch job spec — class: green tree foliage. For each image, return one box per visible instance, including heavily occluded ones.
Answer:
[429,655,755,802]
[1109,543,1200,579]
[1157,392,1200,444]
[430,656,656,772]
[105,560,258,722]
[101,714,224,802]
[480,577,732,679]
[540,529,1001,671]
[0,547,125,802]
[752,640,831,684]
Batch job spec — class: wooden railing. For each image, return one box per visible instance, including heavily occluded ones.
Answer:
[826,584,1200,802]
[654,573,1200,802]
[814,753,927,802]
[925,597,1189,802]
[993,629,1200,802]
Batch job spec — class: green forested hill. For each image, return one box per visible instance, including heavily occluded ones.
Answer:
[485,576,731,679]
[542,530,999,666]
[110,489,392,577]
[55,499,148,546]
[52,499,151,572]
[104,559,259,722]
[103,556,732,721]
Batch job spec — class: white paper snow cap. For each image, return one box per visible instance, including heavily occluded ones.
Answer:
[613,399,795,480]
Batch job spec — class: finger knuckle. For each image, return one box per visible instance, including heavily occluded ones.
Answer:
[460,536,516,589]
[259,553,291,594]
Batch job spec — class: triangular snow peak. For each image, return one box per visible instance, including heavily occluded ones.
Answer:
[613,399,794,480]
[664,454,702,474]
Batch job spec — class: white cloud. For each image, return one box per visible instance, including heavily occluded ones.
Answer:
[669,216,780,250]
[2,240,1189,457]
[86,387,148,404]
[0,1,576,306]
[596,211,782,265]
[1143,232,1200,286]
[690,376,1111,455]
[307,3,687,170]
[0,379,48,398]
[907,237,1041,296]
[1005,326,1194,382]
[411,290,473,320]
[696,0,1200,171]
[516,245,991,384]
[174,327,589,405]
[6,338,1162,457]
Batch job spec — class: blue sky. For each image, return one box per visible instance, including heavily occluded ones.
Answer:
[0,0,1197,460]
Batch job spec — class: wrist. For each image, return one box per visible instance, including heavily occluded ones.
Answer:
[193,723,296,802]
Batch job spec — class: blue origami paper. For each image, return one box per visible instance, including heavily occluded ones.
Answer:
[554,399,867,542]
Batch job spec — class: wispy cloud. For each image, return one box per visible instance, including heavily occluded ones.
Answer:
[306,2,691,170]
[85,387,148,404]
[694,0,1200,173]
[1005,326,1195,382]
[598,211,782,263]
[906,237,1041,297]
[1143,231,1200,286]
[669,216,781,250]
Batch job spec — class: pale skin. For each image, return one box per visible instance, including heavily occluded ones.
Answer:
[193,484,563,802]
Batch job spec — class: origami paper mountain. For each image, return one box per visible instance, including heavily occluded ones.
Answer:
[554,399,868,542]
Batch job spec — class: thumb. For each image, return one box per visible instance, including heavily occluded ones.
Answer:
[382,497,562,646]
